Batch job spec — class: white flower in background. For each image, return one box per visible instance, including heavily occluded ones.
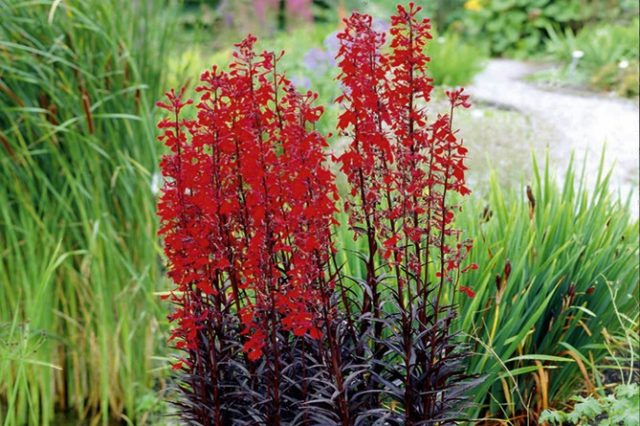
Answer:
[572,50,584,60]
[619,59,629,69]
[151,172,162,195]
[568,50,584,74]
[437,36,446,44]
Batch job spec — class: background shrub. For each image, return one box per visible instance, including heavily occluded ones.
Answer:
[541,383,640,425]
[540,304,639,426]
[461,0,605,57]
[427,28,487,86]
[544,18,639,96]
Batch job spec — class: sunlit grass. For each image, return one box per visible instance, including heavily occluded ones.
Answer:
[456,155,638,419]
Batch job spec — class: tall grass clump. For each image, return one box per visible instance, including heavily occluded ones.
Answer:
[540,289,639,425]
[0,1,177,424]
[454,157,639,423]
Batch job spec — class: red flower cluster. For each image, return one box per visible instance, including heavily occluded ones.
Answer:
[332,6,477,419]
[157,36,337,361]
[158,4,478,423]
[335,2,475,310]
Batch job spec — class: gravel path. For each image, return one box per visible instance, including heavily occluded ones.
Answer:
[466,59,639,214]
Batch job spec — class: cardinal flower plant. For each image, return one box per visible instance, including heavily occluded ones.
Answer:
[157,3,477,424]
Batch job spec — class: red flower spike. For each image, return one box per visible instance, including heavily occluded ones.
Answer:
[158,35,337,366]
[336,2,476,313]
[336,7,479,410]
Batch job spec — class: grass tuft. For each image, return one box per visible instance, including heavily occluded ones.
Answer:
[0,1,178,424]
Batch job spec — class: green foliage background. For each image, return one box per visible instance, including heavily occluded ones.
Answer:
[0,0,176,424]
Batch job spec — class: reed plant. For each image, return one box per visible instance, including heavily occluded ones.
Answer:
[453,156,639,422]
[0,1,177,424]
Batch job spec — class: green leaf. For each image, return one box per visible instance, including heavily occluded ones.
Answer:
[505,354,573,363]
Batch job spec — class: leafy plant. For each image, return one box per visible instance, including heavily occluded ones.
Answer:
[543,18,640,96]
[157,34,343,422]
[540,270,640,425]
[426,28,487,86]
[540,383,640,425]
[333,5,478,421]
[159,3,479,424]
[461,0,594,57]
[453,156,639,422]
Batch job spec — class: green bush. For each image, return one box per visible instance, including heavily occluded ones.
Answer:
[461,0,595,57]
[0,1,177,424]
[541,383,640,425]
[427,29,487,86]
[544,19,640,96]
[454,156,639,420]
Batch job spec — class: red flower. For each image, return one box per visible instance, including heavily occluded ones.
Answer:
[335,2,476,296]
[158,6,479,421]
[158,36,337,362]
[459,286,476,298]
